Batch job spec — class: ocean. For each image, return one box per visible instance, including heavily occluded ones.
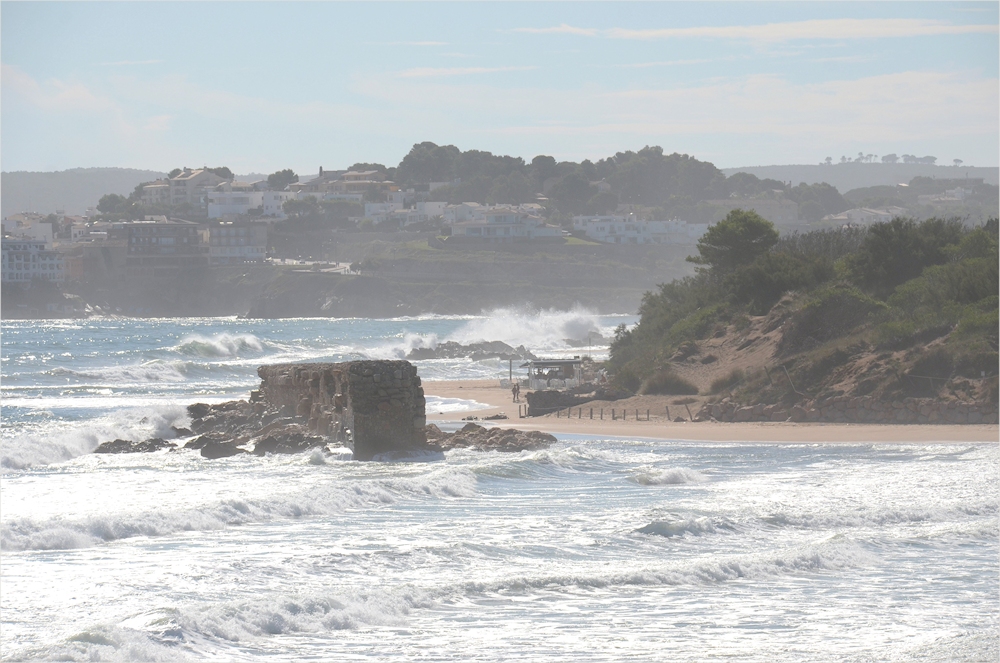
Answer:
[1,311,997,661]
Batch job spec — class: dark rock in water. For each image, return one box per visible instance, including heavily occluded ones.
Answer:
[406,340,538,362]
[253,431,327,455]
[94,438,176,454]
[187,403,211,419]
[426,423,555,453]
[184,433,229,450]
[200,441,248,459]
[169,426,194,438]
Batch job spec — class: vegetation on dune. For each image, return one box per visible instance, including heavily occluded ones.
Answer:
[608,211,999,405]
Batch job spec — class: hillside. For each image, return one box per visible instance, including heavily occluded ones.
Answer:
[607,213,999,422]
[1,167,167,217]
[0,168,270,218]
[722,163,999,193]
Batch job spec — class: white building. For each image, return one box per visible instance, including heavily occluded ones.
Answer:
[1,238,65,283]
[168,168,229,208]
[207,182,266,218]
[262,191,295,219]
[821,207,907,225]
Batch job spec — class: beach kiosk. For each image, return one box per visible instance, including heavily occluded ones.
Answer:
[522,358,583,391]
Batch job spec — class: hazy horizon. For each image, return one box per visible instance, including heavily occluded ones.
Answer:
[2,2,997,173]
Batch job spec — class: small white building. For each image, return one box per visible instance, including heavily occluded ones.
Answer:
[207,182,265,219]
[822,207,907,225]
[451,207,561,242]
[1,238,65,283]
[262,191,295,219]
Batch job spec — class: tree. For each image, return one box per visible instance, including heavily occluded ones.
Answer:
[348,162,387,174]
[97,193,129,215]
[168,168,182,178]
[953,159,964,167]
[847,217,966,297]
[587,191,619,215]
[548,173,593,215]
[824,157,833,165]
[487,171,533,205]
[206,166,234,180]
[267,169,299,191]
[363,185,387,203]
[919,156,937,165]
[686,209,779,274]
[881,154,898,164]
[282,196,318,218]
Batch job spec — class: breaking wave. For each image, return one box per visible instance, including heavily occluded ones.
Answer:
[172,333,265,358]
[631,466,708,485]
[636,517,736,538]
[1,467,478,551]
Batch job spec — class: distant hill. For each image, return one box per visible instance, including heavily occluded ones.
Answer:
[1,167,166,218]
[721,163,999,194]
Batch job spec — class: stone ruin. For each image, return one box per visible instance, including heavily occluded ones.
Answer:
[255,360,427,460]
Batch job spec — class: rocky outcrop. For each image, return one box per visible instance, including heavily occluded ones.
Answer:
[696,396,999,424]
[256,361,427,461]
[406,340,537,362]
[94,438,176,454]
[425,423,556,452]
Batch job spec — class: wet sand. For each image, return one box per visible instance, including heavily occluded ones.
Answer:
[424,379,999,444]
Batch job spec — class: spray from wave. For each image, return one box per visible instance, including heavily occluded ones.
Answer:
[1,403,189,470]
[447,306,610,352]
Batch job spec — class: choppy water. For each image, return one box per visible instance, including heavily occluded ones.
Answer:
[2,313,997,661]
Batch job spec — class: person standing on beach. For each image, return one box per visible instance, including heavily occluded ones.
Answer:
[512,383,520,402]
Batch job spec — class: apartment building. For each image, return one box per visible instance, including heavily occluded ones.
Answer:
[207,221,268,265]
[1,238,65,283]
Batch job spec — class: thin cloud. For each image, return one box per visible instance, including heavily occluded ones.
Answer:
[617,58,724,68]
[606,19,998,42]
[397,66,537,78]
[97,59,165,66]
[511,24,598,36]
[384,41,448,47]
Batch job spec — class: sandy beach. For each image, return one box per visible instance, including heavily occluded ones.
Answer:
[424,379,999,443]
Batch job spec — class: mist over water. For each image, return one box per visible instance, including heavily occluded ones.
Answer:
[2,315,996,661]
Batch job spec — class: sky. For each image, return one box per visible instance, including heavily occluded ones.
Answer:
[2,2,998,174]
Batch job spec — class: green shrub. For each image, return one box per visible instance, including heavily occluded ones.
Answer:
[847,217,966,297]
[779,285,888,353]
[640,369,699,395]
[710,368,745,394]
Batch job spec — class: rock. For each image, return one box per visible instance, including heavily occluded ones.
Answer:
[170,426,194,438]
[94,438,176,454]
[184,433,229,450]
[200,441,248,459]
[187,403,211,419]
[431,424,556,453]
[252,431,327,456]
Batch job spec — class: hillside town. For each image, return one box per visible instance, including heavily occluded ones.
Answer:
[3,147,997,318]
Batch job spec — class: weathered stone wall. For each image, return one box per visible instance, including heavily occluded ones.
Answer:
[257,361,426,460]
[697,396,999,425]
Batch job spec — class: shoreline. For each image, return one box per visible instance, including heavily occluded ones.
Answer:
[423,379,999,444]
